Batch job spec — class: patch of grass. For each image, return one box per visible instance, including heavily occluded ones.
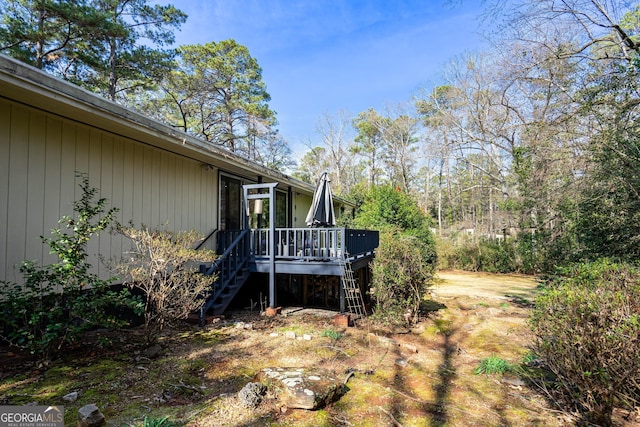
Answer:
[521,351,537,365]
[321,329,343,340]
[180,357,208,373]
[186,329,227,345]
[279,408,333,426]
[332,377,390,427]
[433,318,454,336]
[474,355,514,375]
[81,359,125,382]
[140,417,180,427]
[465,326,505,353]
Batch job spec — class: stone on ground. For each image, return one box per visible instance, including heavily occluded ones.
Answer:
[77,404,105,427]
[238,382,267,408]
[256,367,346,410]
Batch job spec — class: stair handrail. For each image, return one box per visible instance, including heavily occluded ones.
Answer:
[194,227,218,251]
[198,228,251,325]
[203,228,250,276]
[199,228,251,318]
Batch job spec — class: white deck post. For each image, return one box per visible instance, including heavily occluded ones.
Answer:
[243,182,279,308]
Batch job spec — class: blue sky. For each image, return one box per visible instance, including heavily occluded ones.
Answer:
[168,0,491,156]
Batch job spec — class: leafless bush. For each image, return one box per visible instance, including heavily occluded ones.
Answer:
[113,225,217,342]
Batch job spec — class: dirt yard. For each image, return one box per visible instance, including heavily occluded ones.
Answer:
[1,271,636,426]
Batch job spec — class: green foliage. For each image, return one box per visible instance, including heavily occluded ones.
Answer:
[151,39,276,156]
[474,355,513,375]
[321,329,343,341]
[370,230,436,326]
[0,0,186,101]
[574,101,640,262]
[87,1,187,101]
[0,173,141,358]
[351,108,384,187]
[521,351,537,365]
[140,416,179,427]
[352,185,437,325]
[353,185,430,233]
[0,0,97,69]
[530,260,640,426]
[113,225,218,342]
[436,234,523,273]
[354,184,436,265]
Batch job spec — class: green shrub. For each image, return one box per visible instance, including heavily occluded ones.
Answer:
[370,229,436,326]
[530,260,640,426]
[353,185,429,232]
[436,234,526,274]
[351,185,437,326]
[516,231,548,274]
[0,174,141,358]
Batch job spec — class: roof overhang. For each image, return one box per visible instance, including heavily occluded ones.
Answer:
[0,54,352,204]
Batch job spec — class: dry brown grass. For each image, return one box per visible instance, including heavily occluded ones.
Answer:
[4,271,637,426]
[165,271,565,426]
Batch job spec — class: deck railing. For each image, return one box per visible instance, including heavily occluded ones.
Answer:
[250,227,378,261]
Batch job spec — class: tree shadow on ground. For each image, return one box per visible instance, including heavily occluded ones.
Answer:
[428,325,458,427]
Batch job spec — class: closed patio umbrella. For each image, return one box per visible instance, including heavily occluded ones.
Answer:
[305,172,336,227]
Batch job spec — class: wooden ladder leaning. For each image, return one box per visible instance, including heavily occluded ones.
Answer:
[340,253,367,319]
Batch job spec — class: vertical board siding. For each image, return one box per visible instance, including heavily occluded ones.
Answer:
[43,117,62,266]
[132,144,144,226]
[158,151,169,226]
[6,104,29,282]
[110,137,125,260]
[293,192,313,228]
[0,98,218,283]
[141,145,153,227]
[151,149,161,228]
[59,122,77,224]
[0,101,10,281]
[86,129,102,277]
[121,139,135,228]
[98,134,114,278]
[26,111,46,264]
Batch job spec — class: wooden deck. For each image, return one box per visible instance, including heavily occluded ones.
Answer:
[196,227,378,318]
[228,227,378,275]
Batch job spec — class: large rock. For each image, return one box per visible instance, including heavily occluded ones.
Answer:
[77,404,105,427]
[238,382,267,408]
[256,367,346,410]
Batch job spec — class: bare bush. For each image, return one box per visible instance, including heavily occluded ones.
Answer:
[114,226,217,342]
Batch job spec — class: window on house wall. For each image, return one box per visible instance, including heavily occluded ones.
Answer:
[276,190,287,227]
[219,173,289,231]
[220,174,242,231]
[254,189,288,228]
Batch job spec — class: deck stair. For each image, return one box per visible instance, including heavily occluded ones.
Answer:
[340,254,367,319]
[198,229,251,325]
